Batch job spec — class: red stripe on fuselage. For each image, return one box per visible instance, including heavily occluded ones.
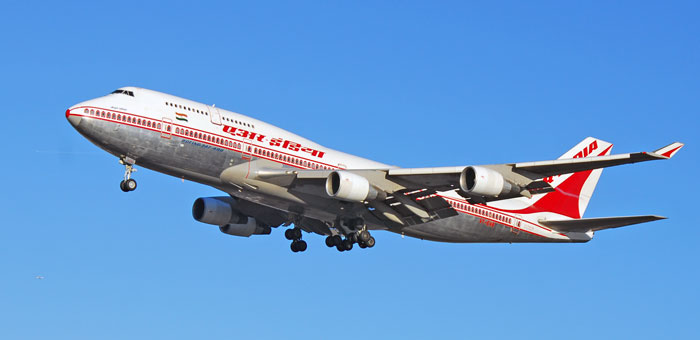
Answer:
[69,106,340,170]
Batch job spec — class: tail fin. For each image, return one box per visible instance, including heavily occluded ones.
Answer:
[491,137,613,219]
[545,137,613,218]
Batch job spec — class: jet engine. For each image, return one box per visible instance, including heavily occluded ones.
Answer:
[325,171,379,202]
[192,197,272,237]
[192,197,247,225]
[460,166,523,198]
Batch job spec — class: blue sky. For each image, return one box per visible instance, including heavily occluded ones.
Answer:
[1,1,698,339]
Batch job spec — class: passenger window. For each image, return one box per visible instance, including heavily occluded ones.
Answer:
[84,108,89,113]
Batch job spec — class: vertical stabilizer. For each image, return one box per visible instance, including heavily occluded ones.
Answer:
[490,137,613,219]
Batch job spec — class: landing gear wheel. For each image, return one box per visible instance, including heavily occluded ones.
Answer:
[358,242,367,249]
[332,235,342,247]
[295,240,307,252]
[366,236,376,248]
[124,178,137,192]
[291,242,299,252]
[358,230,371,243]
[119,180,128,192]
[119,158,138,192]
[342,239,353,251]
[325,236,335,247]
[292,228,302,240]
[285,229,295,240]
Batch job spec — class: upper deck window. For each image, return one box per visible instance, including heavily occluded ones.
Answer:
[111,89,135,97]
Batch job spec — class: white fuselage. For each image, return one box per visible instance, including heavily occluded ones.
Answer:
[66,87,592,244]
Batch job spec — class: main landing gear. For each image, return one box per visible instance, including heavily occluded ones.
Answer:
[285,227,307,253]
[119,157,137,192]
[325,229,375,252]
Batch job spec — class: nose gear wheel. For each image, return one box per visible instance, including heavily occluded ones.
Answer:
[119,158,138,192]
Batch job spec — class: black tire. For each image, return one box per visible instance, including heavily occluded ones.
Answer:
[285,229,294,240]
[119,180,128,192]
[292,228,302,240]
[290,241,299,252]
[342,239,353,251]
[332,235,342,246]
[336,244,345,252]
[325,236,335,247]
[358,242,367,249]
[366,236,375,248]
[296,240,307,252]
[358,230,371,242]
[125,178,137,191]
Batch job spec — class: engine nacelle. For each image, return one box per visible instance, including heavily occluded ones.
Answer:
[219,218,271,237]
[460,166,522,198]
[192,197,247,226]
[325,171,379,202]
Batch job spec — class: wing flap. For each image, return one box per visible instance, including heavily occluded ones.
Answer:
[539,215,666,233]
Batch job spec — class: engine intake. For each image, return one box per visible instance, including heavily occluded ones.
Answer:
[325,171,379,202]
[460,166,522,198]
[192,197,247,225]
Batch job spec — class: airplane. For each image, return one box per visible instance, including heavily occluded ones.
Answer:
[66,87,684,253]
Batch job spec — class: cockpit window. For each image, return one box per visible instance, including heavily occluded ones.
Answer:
[111,89,135,97]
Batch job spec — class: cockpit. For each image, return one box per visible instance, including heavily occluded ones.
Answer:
[111,89,135,97]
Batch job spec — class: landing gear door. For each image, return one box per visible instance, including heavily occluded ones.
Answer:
[161,117,172,139]
[208,106,222,125]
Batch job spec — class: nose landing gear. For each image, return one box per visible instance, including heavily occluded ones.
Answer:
[119,157,138,192]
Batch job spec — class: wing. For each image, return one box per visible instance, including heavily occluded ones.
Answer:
[387,141,684,186]
[226,141,682,227]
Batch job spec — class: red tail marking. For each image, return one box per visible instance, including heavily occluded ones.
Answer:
[496,144,612,219]
[661,146,682,158]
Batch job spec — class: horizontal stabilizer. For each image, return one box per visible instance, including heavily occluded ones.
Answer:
[539,215,666,233]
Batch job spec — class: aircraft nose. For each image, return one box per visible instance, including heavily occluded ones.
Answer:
[66,108,81,127]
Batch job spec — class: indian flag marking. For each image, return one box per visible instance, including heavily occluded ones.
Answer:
[175,112,188,122]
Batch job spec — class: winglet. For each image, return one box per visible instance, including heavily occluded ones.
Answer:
[652,142,684,158]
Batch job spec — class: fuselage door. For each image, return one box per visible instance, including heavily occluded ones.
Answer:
[161,117,173,139]
[208,106,222,125]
